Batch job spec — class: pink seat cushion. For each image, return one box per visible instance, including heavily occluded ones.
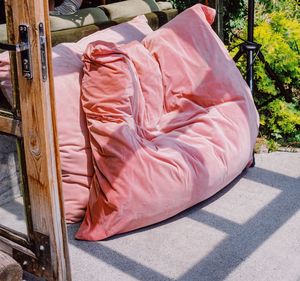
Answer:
[76,4,259,240]
[54,15,153,223]
[0,15,153,223]
[0,52,13,105]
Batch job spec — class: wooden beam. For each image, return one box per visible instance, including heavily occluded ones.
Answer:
[0,114,22,137]
[0,227,29,250]
[0,250,23,281]
[5,0,71,280]
[0,236,33,258]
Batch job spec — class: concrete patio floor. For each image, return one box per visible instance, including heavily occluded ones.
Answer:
[17,152,300,280]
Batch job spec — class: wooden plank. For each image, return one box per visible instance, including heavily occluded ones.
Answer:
[0,250,23,281]
[0,239,13,257]
[0,236,34,258]
[0,226,29,250]
[42,4,72,279]
[0,114,22,137]
[5,0,71,280]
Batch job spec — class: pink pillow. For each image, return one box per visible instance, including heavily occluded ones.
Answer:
[0,52,13,105]
[55,15,153,223]
[0,15,152,108]
[0,15,153,223]
[76,4,259,240]
[76,15,153,50]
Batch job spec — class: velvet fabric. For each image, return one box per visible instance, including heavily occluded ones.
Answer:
[55,15,153,223]
[76,4,259,240]
[0,52,12,105]
[0,16,153,223]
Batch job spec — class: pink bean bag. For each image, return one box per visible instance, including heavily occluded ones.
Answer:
[53,15,153,223]
[76,4,259,240]
[0,16,153,223]
[0,52,13,105]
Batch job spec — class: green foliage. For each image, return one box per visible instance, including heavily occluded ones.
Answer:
[169,0,300,147]
[228,1,300,147]
[260,100,300,141]
[223,0,247,43]
[169,0,199,12]
[254,13,300,93]
[226,0,300,38]
[267,139,280,152]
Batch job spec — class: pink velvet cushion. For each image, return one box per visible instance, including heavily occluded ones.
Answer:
[52,43,91,223]
[0,52,13,105]
[76,15,153,50]
[76,4,259,240]
[55,15,153,223]
[0,15,153,223]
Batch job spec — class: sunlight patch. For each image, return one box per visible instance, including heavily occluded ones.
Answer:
[104,217,227,279]
[202,177,281,224]
[224,210,300,281]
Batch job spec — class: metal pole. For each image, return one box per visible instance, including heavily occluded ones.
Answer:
[246,0,255,93]
[216,0,224,41]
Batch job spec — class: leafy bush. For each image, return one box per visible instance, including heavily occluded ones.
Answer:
[228,1,300,147]
[168,0,300,147]
[169,0,198,12]
[223,0,247,44]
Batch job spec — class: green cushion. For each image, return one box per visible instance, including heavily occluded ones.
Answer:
[51,22,115,46]
[100,0,161,20]
[113,9,178,30]
[50,7,109,31]
[51,8,178,46]
[146,9,178,29]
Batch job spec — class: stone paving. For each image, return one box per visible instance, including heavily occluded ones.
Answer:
[1,145,299,281]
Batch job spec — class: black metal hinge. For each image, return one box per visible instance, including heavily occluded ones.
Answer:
[39,23,47,82]
[0,25,32,79]
[0,23,48,81]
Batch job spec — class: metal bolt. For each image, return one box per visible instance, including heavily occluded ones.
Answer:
[24,73,31,79]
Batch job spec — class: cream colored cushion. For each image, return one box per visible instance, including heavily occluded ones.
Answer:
[0,24,7,44]
[50,7,109,31]
[101,0,161,20]
[157,1,173,10]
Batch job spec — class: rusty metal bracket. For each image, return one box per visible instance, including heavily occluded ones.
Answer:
[13,231,52,280]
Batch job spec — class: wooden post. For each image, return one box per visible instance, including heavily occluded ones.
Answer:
[0,251,22,281]
[3,0,71,280]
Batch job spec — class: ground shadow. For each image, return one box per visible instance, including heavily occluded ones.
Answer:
[177,166,300,281]
[68,223,173,280]
[67,164,300,280]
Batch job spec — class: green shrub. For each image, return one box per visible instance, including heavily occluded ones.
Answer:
[169,0,198,12]
[229,1,300,147]
[260,100,300,141]
[169,0,300,147]
[223,0,247,43]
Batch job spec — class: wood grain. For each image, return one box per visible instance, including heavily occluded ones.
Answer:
[0,250,23,281]
[0,115,21,137]
[2,0,71,280]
